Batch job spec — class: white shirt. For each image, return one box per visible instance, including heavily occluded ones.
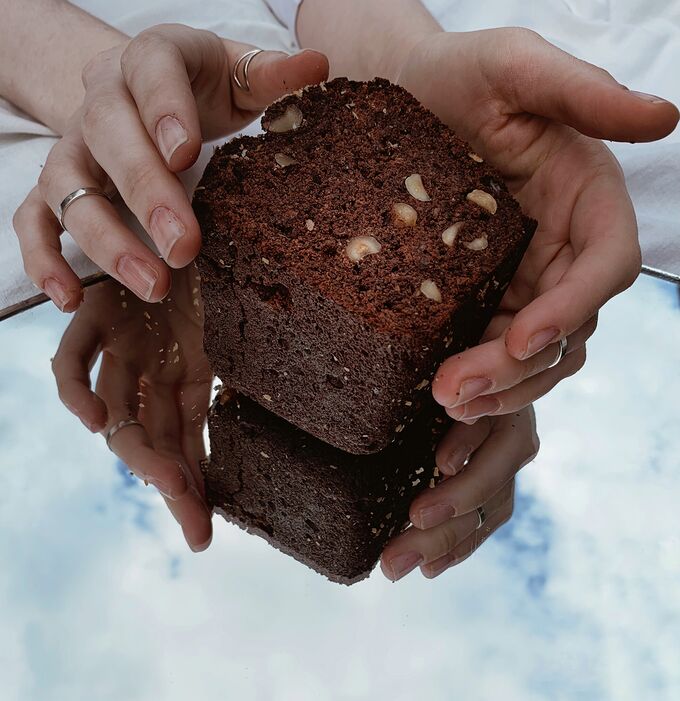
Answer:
[0,0,678,318]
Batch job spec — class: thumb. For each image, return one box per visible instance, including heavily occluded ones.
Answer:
[500,30,679,142]
[226,44,329,114]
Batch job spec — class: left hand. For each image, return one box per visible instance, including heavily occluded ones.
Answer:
[391,28,679,422]
[51,265,213,552]
[381,405,539,581]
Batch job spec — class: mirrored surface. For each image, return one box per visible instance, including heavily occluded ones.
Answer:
[1,274,679,700]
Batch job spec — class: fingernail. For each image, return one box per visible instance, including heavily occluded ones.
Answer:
[387,551,423,581]
[453,377,492,406]
[190,533,212,553]
[459,396,500,421]
[150,206,185,260]
[630,90,670,105]
[43,278,70,311]
[524,327,560,358]
[444,445,473,474]
[116,255,158,301]
[416,504,455,530]
[156,116,188,164]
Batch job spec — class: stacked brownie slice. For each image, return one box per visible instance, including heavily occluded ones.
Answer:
[194,78,536,584]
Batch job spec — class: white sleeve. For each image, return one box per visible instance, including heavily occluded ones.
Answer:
[263,0,303,45]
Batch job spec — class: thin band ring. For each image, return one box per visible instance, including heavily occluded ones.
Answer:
[58,187,112,230]
[105,418,143,450]
[233,48,263,94]
[547,337,569,369]
[475,505,487,530]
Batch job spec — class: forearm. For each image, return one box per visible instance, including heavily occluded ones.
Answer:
[0,0,126,134]
[296,0,440,82]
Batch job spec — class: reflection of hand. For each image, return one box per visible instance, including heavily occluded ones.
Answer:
[51,266,213,551]
[381,406,539,581]
[390,28,679,420]
[13,24,329,310]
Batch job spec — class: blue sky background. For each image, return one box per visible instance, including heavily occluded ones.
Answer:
[1,274,678,701]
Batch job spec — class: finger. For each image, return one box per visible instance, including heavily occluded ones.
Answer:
[505,173,640,360]
[224,43,329,114]
[410,409,538,528]
[143,381,213,549]
[498,28,679,141]
[177,379,211,499]
[439,316,597,417]
[420,494,514,579]
[448,346,586,421]
[381,481,512,581]
[13,187,83,312]
[38,134,171,302]
[79,71,201,269]
[96,353,188,500]
[119,29,203,171]
[434,416,492,476]
[120,26,328,165]
[52,315,107,432]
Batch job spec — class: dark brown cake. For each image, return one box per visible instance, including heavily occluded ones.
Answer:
[204,389,446,585]
[195,77,536,454]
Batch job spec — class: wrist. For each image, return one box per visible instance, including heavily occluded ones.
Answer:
[297,0,441,82]
[380,28,443,85]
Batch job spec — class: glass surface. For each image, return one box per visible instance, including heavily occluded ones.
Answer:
[1,274,679,700]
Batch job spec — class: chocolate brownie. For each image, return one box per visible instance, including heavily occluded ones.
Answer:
[194,77,536,454]
[204,389,447,585]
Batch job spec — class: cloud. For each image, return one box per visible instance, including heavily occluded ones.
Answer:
[1,276,679,701]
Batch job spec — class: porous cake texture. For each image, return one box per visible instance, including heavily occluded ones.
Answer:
[204,390,446,585]
[195,77,536,454]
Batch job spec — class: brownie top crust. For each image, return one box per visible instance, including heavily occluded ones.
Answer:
[194,77,533,337]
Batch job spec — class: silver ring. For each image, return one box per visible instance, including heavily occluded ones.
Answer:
[232,48,263,93]
[476,506,487,530]
[105,418,143,450]
[58,187,112,230]
[547,337,568,369]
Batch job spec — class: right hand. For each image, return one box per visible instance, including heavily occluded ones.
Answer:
[13,24,329,311]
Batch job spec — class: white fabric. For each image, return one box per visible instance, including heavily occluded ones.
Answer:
[264,0,302,41]
[0,0,678,318]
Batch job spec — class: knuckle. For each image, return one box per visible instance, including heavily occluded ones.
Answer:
[121,160,158,209]
[81,54,104,89]
[621,247,643,290]
[122,30,169,77]
[22,255,40,284]
[521,433,541,465]
[37,154,61,202]
[434,524,458,559]
[12,199,29,234]
[571,346,587,372]
[81,95,120,142]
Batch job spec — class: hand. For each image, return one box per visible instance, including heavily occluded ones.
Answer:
[51,265,213,552]
[13,24,329,311]
[381,405,539,581]
[390,28,679,421]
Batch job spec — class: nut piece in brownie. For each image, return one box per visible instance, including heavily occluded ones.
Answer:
[194,77,536,454]
[204,390,447,585]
